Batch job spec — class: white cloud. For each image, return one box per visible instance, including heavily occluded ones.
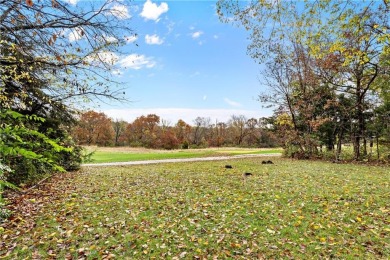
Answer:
[191,31,203,39]
[224,98,241,107]
[124,35,138,44]
[103,108,267,125]
[119,54,156,70]
[145,34,164,45]
[104,35,118,43]
[68,27,84,42]
[166,22,175,34]
[213,35,219,39]
[85,51,119,66]
[112,69,123,76]
[86,52,156,70]
[98,51,119,65]
[203,95,207,101]
[109,4,131,19]
[140,0,169,22]
[64,0,78,5]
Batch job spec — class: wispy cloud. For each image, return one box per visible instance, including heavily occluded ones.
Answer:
[124,35,138,44]
[145,34,164,45]
[166,21,175,34]
[103,35,118,43]
[85,51,119,66]
[68,27,84,42]
[112,69,123,76]
[63,0,78,5]
[119,54,156,70]
[140,0,168,22]
[98,51,119,65]
[224,98,241,107]
[191,31,203,39]
[109,4,131,19]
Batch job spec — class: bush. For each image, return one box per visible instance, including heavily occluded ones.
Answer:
[283,144,300,158]
[0,161,18,222]
[58,145,83,171]
[156,131,180,150]
[181,141,189,149]
[0,110,79,185]
[81,149,95,164]
[7,157,46,186]
[129,141,144,147]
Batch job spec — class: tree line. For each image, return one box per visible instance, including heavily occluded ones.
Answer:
[217,0,390,161]
[71,111,279,149]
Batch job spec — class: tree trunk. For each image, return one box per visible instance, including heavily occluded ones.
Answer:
[354,77,364,160]
[376,135,380,160]
[354,101,365,160]
[354,134,360,160]
[335,127,344,161]
[327,142,334,151]
[363,137,367,156]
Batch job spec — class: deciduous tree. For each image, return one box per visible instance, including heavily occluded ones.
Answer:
[124,114,160,148]
[112,119,127,146]
[218,0,390,160]
[228,115,248,146]
[174,119,192,147]
[0,0,134,109]
[0,0,134,180]
[192,117,211,146]
[73,111,114,146]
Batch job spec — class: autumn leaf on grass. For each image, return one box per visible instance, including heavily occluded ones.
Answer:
[217,234,225,244]
[267,228,275,234]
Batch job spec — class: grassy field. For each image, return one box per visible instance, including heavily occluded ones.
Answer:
[84,147,283,163]
[1,157,389,258]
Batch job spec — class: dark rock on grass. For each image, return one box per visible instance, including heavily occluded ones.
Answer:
[244,172,253,176]
[262,160,274,164]
[225,165,233,169]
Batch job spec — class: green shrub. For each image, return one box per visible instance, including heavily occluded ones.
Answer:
[0,109,85,220]
[81,149,95,163]
[0,161,18,222]
[181,141,189,149]
[0,109,79,185]
[57,140,83,171]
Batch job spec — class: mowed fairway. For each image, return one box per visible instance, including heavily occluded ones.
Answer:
[84,147,283,163]
[1,158,389,258]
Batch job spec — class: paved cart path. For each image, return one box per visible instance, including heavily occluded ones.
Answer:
[82,153,282,167]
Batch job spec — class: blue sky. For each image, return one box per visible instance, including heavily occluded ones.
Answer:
[70,0,272,124]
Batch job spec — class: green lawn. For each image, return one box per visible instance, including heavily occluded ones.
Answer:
[1,158,389,258]
[86,148,283,163]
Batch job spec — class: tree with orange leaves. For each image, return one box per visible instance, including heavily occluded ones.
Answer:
[72,111,114,146]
